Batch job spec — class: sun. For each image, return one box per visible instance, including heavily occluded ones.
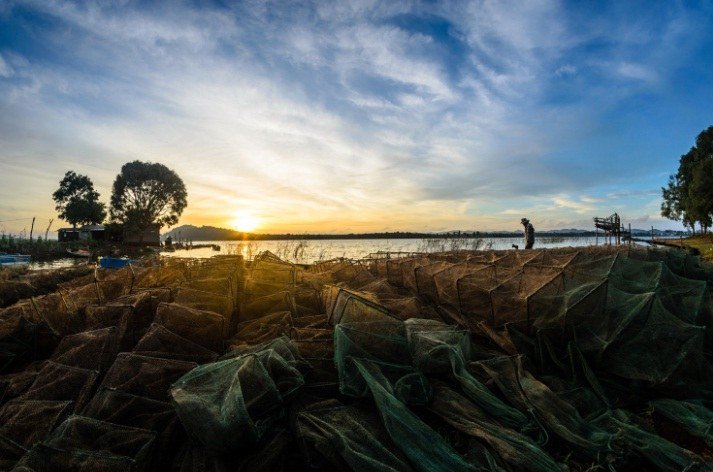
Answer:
[231,212,260,233]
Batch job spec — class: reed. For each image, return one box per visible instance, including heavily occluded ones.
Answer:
[0,233,101,259]
[415,237,492,253]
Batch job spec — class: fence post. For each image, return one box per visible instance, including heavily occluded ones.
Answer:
[29,217,35,242]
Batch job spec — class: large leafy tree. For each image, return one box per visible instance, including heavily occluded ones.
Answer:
[690,158,713,230]
[52,171,106,228]
[661,126,713,233]
[110,161,187,236]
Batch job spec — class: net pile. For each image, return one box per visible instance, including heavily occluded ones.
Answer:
[0,246,711,470]
[0,255,242,470]
[0,266,95,309]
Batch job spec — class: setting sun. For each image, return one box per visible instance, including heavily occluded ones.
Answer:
[231,212,261,233]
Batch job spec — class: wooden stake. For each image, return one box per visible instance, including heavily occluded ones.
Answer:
[45,219,54,240]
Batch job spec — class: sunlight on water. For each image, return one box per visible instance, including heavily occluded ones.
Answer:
[162,236,604,264]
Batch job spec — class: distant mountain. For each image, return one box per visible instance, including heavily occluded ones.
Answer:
[164,224,678,241]
[546,228,590,234]
[162,225,244,241]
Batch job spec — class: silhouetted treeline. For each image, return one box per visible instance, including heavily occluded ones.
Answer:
[163,224,683,242]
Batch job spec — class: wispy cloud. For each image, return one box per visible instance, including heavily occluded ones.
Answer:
[0,0,711,233]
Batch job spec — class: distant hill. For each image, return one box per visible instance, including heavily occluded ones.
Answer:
[162,225,243,241]
[160,224,690,241]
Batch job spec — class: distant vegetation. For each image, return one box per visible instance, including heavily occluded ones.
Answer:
[661,125,713,234]
[163,224,686,242]
[0,233,101,259]
[48,161,187,245]
[52,171,106,228]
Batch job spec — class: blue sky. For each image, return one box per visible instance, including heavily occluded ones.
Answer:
[1,0,712,234]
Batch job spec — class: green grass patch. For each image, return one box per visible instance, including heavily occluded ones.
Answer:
[684,234,713,263]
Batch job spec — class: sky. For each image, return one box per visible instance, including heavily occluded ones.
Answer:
[1,0,713,235]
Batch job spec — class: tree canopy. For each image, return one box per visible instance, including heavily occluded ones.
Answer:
[52,171,106,228]
[661,126,713,233]
[110,161,187,232]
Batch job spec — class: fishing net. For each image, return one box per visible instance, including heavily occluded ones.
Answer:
[0,317,56,375]
[172,427,291,472]
[323,286,397,325]
[133,323,218,364]
[228,310,293,349]
[0,362,43,407]
[0,281,35,309]
[243,291,296,321]
[428,382,562,472]
[154,302,225,351]
[244,251,297,298]
[170,336,305,452]
[293,398,413,471]
[82,305,142,352]
[646,400,713,466]
[0,399,73,448]
[100,353,197,402]
[477,355,615,461]
[82,388,179,438]
[592,409,708,471]
[0,435,25,470]
[82,388,183,469]
[50,327,119,372]
[16,360,98,412]
[1,247,712,469]
[42,415,157,471]
[10,443,136,471]
[172,288,233,330]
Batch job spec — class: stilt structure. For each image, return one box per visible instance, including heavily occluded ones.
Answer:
[593,213,623,245]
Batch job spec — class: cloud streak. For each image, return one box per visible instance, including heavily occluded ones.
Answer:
[0,0,712,233]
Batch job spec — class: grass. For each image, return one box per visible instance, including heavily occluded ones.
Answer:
[415,237,492,253]
[219,237,495,264]
[683,234,713,263]
[0,234,103,259]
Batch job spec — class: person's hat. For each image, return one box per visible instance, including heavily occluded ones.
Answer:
[521,218,529,224]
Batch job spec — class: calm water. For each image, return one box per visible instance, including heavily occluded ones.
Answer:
[26,258,90,271]
[162,236,605,264]
[19,235,660,270]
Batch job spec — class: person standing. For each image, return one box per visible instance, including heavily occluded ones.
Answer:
[521,218,535,249]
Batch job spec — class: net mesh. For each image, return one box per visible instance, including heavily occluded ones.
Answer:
[0,247,711,470]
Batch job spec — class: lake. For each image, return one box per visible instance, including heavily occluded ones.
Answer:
[25,235,661,269]
[162,236,607,264]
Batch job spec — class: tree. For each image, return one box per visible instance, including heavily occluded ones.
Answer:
[52,171,106,228]
[690,158,713,232]
[661,126,713,233]
[110,161,187,238]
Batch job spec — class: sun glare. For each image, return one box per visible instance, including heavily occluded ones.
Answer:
[231,212,261,233]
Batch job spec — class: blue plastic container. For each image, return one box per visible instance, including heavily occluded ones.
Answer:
[99,257,132,269]
[0,254,31,266]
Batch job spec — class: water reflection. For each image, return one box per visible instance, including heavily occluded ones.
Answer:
[28,258,89,271]
[162,236,608,264]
